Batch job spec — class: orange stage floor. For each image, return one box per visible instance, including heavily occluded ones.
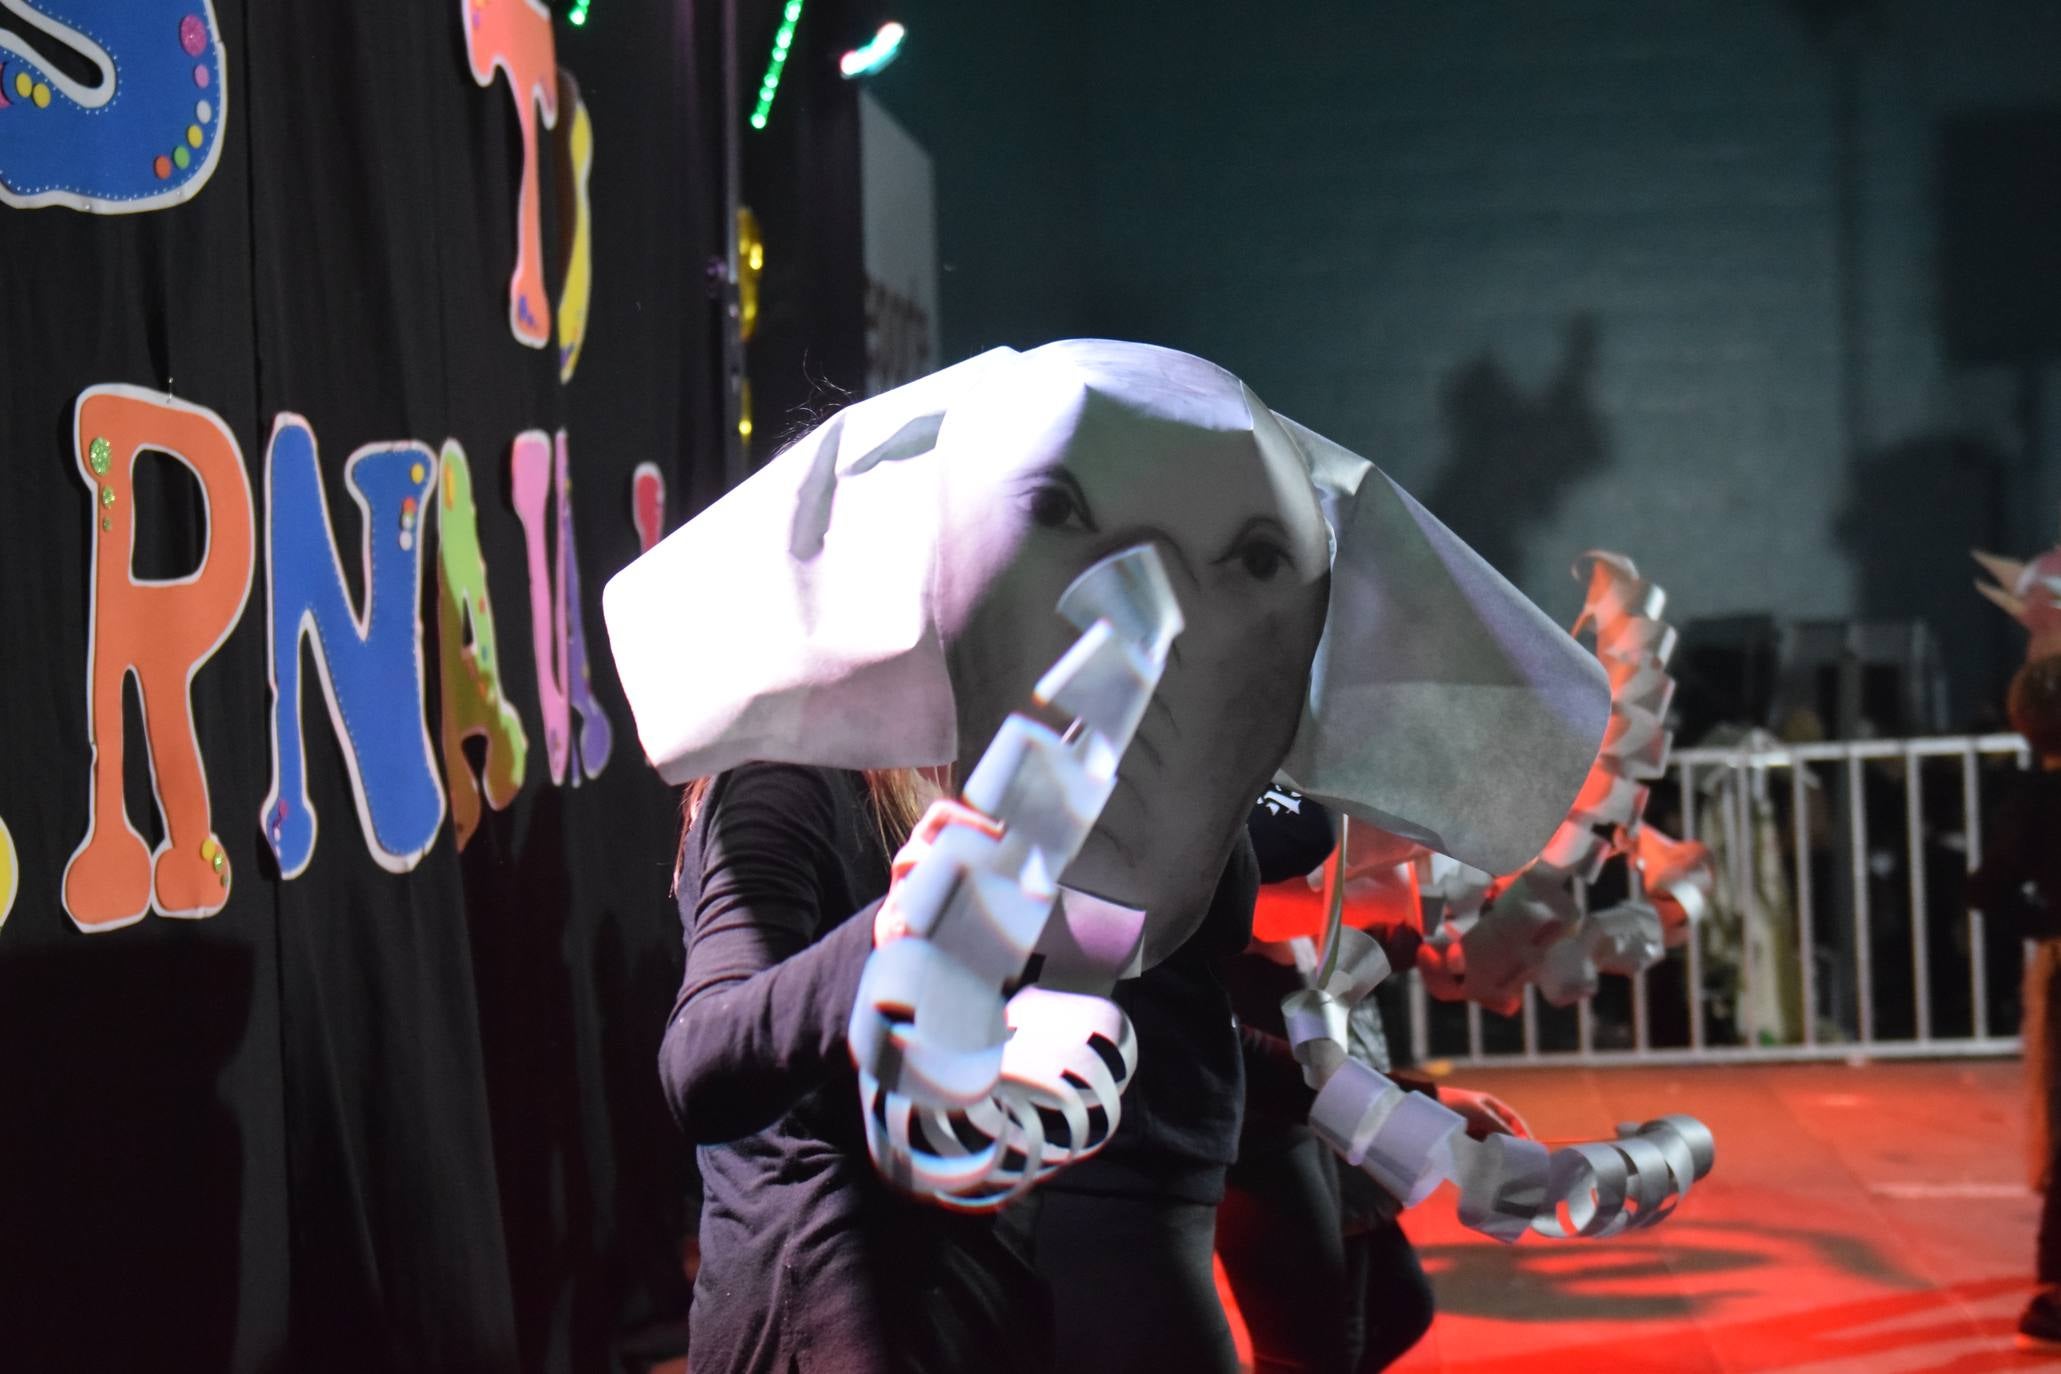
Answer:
[1314,1060,2046,1373]
[659,1060,2045,1372]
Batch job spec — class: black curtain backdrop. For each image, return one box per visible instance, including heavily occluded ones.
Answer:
[0,2,746,1369]
[742,0,880,445]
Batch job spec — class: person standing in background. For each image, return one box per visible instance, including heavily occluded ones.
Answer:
[1968,657,2061,1353]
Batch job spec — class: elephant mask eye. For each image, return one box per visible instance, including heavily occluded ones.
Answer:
[1217,517,1294,583]
[1026,469,1098,534]
[1239,541,1286,581]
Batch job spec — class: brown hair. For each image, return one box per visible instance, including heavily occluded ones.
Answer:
[672,767,932,894]
[2010,656,2061,762]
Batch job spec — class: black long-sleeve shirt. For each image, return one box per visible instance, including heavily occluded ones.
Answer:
[666,764,1048,1374]
[664,764,1282,1371]
[1043,831,1276,1203]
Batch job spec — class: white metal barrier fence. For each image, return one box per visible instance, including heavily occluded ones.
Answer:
[1408,733,2035,1068]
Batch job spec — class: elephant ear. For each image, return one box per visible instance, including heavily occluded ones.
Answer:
[1270,414,1610,875]
[603,348,1018,784]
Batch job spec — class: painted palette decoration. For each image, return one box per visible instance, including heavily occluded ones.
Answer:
[0,1,227,212]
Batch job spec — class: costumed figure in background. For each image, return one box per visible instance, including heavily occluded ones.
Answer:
[1223,785,1517,1374]
[606,342,1714,1373]
[1408,552,1713,1018]
[1273,550,1712,1258]
[1218,551,1711,1372]
[1970,538,2061,1352]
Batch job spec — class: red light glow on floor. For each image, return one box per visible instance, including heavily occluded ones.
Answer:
[1220,1060,2050,1372]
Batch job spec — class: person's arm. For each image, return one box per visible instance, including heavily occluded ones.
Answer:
[660,766,880,1144]
[1437,1085,1531,1139]
[1237,1021,1317,1120]
[1237,1020,1451,1124]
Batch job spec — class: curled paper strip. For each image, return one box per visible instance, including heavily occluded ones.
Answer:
[1536,900,1668,1005]
[846,543,1182,1207]
[1529,1113,1717,1239]
[1285,891,1718,1243]
[859,985,1138,1211]
[1308,1059,1714,1244]
[1282,926,1391,1089]
[1279,826,1393,1090]
[1420,552,1713,1010]
[1633,825,1713,935]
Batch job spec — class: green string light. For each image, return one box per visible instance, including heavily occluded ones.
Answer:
[750,0,805,131]
[567,0,591,26]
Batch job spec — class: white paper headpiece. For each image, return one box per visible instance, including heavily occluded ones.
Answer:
[603,341,1608,873]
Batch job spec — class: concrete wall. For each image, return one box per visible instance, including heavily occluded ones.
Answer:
[873,0,2061,724]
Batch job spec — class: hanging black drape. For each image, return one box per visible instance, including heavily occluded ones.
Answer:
[740,0,882,447]
[0,2,726,1369]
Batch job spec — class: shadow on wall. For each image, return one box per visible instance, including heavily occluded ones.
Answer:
[1832,433,2011,730]
[1423,314,1615,583]
[1924,104,2061,724]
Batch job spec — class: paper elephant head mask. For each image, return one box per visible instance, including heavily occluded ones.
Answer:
[605,340,1608,963]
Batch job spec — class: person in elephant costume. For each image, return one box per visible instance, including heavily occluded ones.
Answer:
[603,340,1702,1373]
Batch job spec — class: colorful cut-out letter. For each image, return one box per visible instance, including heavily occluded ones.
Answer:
[260,415,444,878]
[0,816,17,930]
[552,68,593,381]
[0,1,228,213]
[631,461,665,552]
[64,385,253,931]
[511,429,612,785]
[436,439,528,849]
[460,0,558,348]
